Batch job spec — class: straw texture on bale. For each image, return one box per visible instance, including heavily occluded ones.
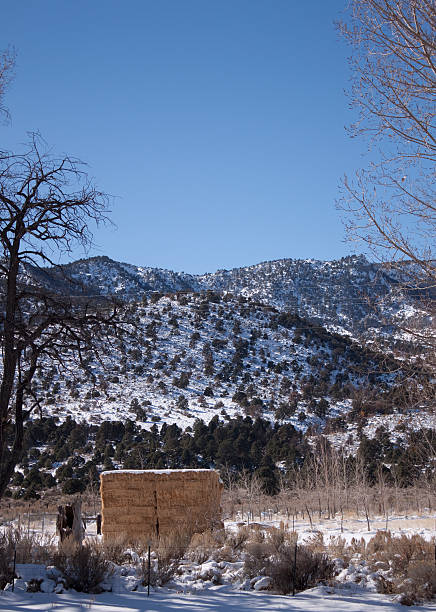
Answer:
[100,469,222,541]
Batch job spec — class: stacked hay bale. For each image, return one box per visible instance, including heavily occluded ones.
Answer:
[100,469,222,542]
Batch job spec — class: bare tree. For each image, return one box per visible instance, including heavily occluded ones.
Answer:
[338,0,435,365]
[339,0,435,274]
[0,135,124,498]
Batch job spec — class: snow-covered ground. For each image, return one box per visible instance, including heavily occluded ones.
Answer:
[2,511,436,610]
[239,512,436,545]
[2,583,435,612]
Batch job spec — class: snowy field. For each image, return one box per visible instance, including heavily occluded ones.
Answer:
[0,513,436,612]
[1,510,436,610]
[254,512,436,545]
[2,583,436,612]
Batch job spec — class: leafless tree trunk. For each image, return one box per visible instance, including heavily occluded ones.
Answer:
[72,498,84,545]
[0,135,127,498]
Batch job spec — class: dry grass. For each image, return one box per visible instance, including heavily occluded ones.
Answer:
[187,529,226,564]
[0,525,56,566]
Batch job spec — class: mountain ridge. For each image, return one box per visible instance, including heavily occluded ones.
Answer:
[30,253,419,341]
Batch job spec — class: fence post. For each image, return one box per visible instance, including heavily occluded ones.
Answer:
[147,544,151,597]
[11,546,16,592]
[292,543,297,596]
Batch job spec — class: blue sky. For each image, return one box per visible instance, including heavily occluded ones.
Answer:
[2,0,364,274]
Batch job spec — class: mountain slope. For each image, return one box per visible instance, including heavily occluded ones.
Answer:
[34,291,408,435]
[31,254,422,341]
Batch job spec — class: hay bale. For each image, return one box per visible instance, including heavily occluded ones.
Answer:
[100,469,222,542]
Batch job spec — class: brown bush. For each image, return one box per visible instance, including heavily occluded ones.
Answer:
[0,530,14,590]
[326,536,349,561]
[0,525,55,588]
[244,532,334,595]
[244,541,270,577]
[304,531,325,554]
[337,532,436,606]
[267,544,334,594]
[188,529,225,564]
[226,525,251,552]
[54,539,112,593]
[404,561,436,602]
[141,525,192,587]
[100,535,132,565]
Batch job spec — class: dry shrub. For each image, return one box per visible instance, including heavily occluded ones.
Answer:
[226,525,251,551]
[268,528,290,553]
[0,530,14,590]
[157,525,191,560]
[54,539,112,593]
[365,532,436,605]
[366,530,392,557]
[327,536,349,561]
[367,531,434,573]
[215,544,238,562]
[188,529,225,564]
[347,537,367,558]
[390,535,433,574]
[403,561,436,603]
[303,531,325,554]
[0,525,55,572]
[267,544,334,594]
[100,535,132,565]
[244,541,270,577]
[142,525,192,587]
[244,531,334,595]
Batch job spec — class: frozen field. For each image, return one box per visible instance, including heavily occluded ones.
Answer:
[2,583,436,612]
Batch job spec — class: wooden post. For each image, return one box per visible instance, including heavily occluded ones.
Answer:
[365,504,371,532]
[305,504,313,531]
[96,514,102,535]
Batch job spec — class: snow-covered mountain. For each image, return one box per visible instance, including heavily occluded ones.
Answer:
[30,254,423,340]
[34,291,406,434]
[12,263,433,496]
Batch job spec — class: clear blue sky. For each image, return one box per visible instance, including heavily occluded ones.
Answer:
[2,0,364,274]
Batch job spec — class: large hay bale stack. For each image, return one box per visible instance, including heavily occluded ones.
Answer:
[100,469,222,542]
